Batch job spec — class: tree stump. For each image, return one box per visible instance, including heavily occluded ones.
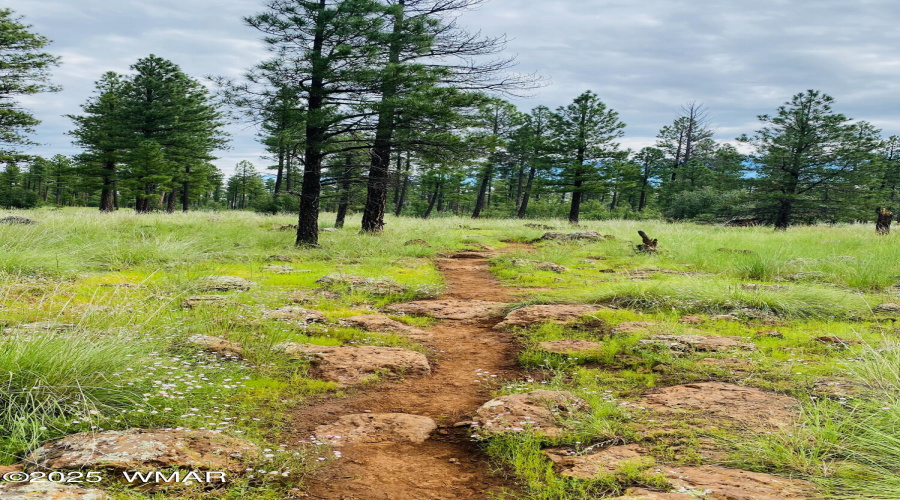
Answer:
[637,231,658,253]
[877,208,893,235]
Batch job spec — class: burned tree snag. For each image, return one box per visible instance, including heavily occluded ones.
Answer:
[877,208,893,235]
[637,231,658,253]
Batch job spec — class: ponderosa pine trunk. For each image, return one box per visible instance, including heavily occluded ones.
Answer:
[517,165,537,219]
[99,161,116,212]
[395,155,410,217]
[360,0,405,233]
[335,155,353,228]
[295,0,327,247]
[471,165,492,218]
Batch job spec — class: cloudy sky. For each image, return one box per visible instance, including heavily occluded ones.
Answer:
[9,0,900,175]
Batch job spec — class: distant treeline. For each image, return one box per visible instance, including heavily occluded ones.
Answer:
[1,5,898,235]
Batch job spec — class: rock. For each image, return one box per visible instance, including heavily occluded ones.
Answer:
[0,481,112,500]
[537,231,614,242]
[27,429,257,473]
[741,284,788,292]
[322,228,339,232]
[524,223,556,230]
[449,251,488,259]
[756,330,784,339]
[181,295,228,308]
[386,300,508,320]
[0,216,36,225]
[290,290,340,303]
[543,444,651,478]
[313,414,436,446]
[875,303,900,314]
[812,378,867,398]
[537,340,603,354]
[2,321,74,335]
[710,315,741,322]
[188,335,243,358]
[717,248,754,254]
[278,343,430,386]
[263,265,300,274]
[639,334,757,352]
[612,321,658,335]
[608,489,696,500]
[472,390,590,438]
[494,304,605,329]
[512,259,569,273]
[317,275,407,295]
[341,315,427,337]
[640,382,798,431]
[662,465,817,500]
[678,316,703,324]
[786,271,827,282]
[263,306,326,323]
[404,239,429,247]
[265,255,296,262]
[0,464,21,475]
[813,336,862,347]
[696,357,753,372]
[199,276,252,292]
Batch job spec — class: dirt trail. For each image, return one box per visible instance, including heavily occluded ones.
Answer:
[293,250,522,500]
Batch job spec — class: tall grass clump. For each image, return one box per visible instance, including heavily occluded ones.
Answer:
[0,331,150,462]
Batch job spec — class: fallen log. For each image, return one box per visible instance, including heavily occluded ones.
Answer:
[637,231,658,253]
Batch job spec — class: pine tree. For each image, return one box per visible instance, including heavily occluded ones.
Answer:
[0,9,60,155]
[68,72,128,211]
[741,90,882,229]
[550,91,625,224]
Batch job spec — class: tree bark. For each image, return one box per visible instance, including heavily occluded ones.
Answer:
[182,165,191,212]
[517,165,537,219]
[774,198,793,231]
[394,154,410,217]
[471,164,492,218]
[877,208,893,235]
[295,0,327,247]
[166,189,177,213]
[99,161,116,212]
[423,180,441,219]
[335,155,353,228]
[360,0,405,234]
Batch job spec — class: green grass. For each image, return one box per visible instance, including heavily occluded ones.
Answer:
[1,209,899,499]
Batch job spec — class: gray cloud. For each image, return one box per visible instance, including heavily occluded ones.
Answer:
[8,0,900,174]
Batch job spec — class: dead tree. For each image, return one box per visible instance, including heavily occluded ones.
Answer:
[877,208,893,235]
[637,231,658,253]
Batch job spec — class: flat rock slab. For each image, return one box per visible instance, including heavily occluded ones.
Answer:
[386,300,508,320]
[876,303,900,314]
[188,335,243,358]
[341,315,428,337]
[640,382,798,431]
[0,481,111,500]
[513,259,569,273]
[494,304,605,329]
[263,306,326,323]
[182,295,228,308]
[640,334,757,352]
[263,265,302,274]
[612,321,658,335]
[279,343,431,386]
[317,275,407,295]
[538,340,603,354]
[538,231,613,242]
[663,465,818,500]
[473,390,589,438]
[200,276,252,292]
[28,429,257,473]
[2,321,74,335]
[609,489,696,499]
[544,444,650,478]
[0,216,37,225]
[313,414,437,446]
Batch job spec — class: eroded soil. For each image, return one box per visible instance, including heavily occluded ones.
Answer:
[292,250,521,500]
